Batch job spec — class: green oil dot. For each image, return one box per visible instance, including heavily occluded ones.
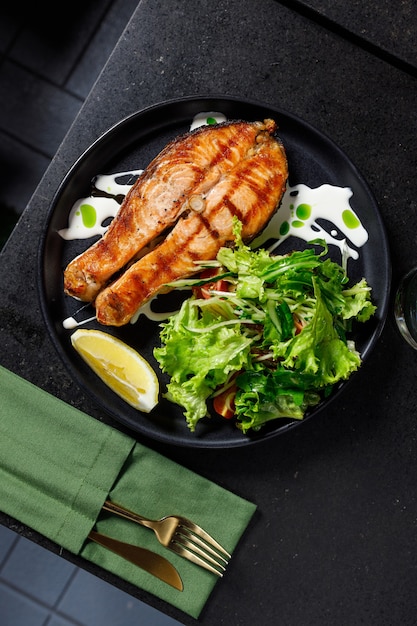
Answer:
[279,221,290,236]
[207,117,217,125]
[342,209,360,229]
[296,203,311,220]
[80,203,97,228]
[292,220,305,228]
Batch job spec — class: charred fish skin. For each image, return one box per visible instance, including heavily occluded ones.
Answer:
[63,120,270,302]
[95,119,288,326]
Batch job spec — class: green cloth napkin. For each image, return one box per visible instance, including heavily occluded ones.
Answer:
[0,366,256,618]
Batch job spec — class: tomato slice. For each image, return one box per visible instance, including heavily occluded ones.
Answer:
[213,385,237,419]
[293,314,305,335]
[192,268,229,299]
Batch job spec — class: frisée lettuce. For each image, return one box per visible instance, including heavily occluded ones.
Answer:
[153,220,376,434]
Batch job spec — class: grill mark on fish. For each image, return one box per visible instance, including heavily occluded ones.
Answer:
[196,211,221,241]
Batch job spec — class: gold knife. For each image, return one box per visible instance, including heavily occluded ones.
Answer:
[88,530,183,591]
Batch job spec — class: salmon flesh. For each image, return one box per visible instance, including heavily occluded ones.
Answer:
[63,118,288,326]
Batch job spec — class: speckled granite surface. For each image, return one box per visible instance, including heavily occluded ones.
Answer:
[290,0,417,68]
[1,1,417,624]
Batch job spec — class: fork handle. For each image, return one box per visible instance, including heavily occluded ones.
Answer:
[102,499,154,531]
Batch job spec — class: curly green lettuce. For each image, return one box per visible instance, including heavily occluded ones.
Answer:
[154,223,376,434]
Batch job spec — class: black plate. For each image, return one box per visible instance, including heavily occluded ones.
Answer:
[38,96,391,448]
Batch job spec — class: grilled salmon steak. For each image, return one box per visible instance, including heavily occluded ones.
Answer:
[64,118,288,326]
[64,119,284,302]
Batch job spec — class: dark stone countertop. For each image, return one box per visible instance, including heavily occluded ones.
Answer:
[288,0,417,71]
[2,0,417,624]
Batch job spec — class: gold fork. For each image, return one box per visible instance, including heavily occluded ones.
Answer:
[102,499,231,576]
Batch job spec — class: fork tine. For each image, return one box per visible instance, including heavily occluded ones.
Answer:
[169,541,225,577]
[175,532,227,570]
[177,517,231,559]
[177,526,229,564]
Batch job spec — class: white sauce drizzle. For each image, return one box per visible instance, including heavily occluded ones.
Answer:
[58,170,143,240]
[63,315,96,329]
[60,113,369,328]
[190,111,227,130]
[94,170,143,195]
[253,183,368,261]
[130,298,187,324]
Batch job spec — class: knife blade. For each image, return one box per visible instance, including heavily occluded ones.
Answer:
[88,530,183,591]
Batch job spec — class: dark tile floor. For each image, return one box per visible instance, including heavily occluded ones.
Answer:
[0,3,183,624]
[0,525,182,626]
[0,0,139,246]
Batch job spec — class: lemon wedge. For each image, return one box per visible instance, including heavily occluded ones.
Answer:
[71,329,159,412]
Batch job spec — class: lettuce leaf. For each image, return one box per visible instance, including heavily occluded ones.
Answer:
[234,369,321,433]
[281,278,361,382]
[154,299,252,431]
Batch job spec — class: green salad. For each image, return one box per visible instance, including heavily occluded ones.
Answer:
[153,220,376,434]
